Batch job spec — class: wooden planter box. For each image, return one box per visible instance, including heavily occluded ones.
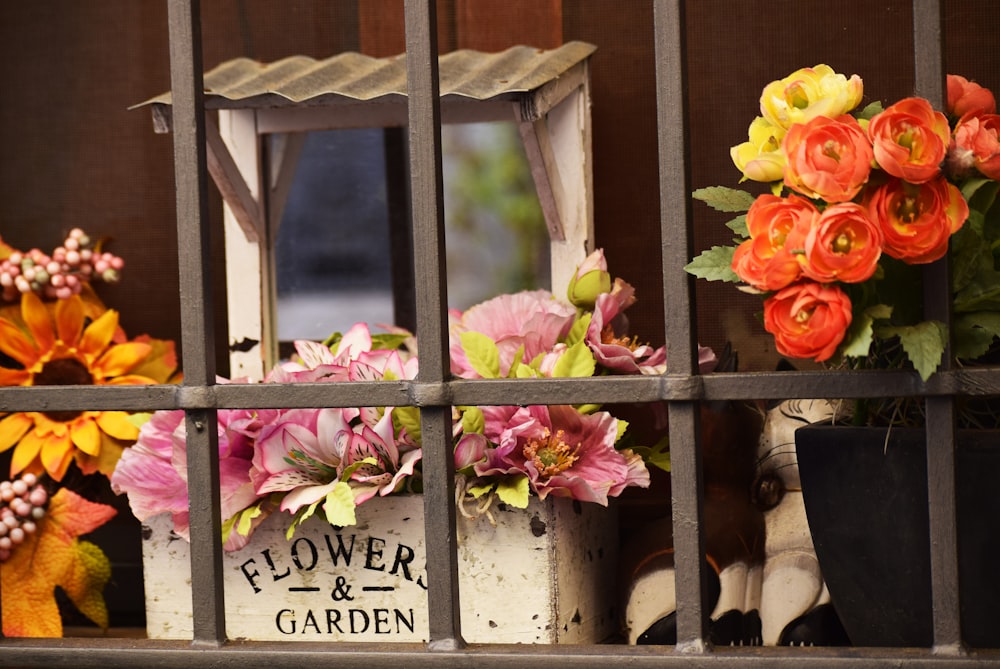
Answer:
[141,495,619,643]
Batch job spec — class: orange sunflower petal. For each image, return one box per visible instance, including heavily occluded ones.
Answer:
[92,342,152,379]
[78,309,119,361]
[95,411,140,442]
[104,374,159,386]
[70,417,102,457]
[54,294,85,346]
[20,292,55,355]
[10,429,44,477]
[40,431,74,481]
[0,368,31,386]
[0,413,34,453]
[0,319,39,369]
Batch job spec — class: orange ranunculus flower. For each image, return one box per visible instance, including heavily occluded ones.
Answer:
[864,176,968,264]
[733,194,818,291]
[801,202,882,284]
[950,114,1000,180]
[783,114,874,203]
[731,116,786,182]
[0,292,178,480]
[760,65,864,131]
[947,74,996,120]
[868,97,950,184]
[763,281,852,362]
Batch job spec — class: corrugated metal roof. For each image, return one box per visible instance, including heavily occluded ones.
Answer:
[133,41,596,111]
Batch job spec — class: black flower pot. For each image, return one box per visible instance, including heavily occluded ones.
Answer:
[795,425,1000,648]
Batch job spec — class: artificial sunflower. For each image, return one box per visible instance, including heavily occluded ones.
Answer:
[0,291,178,480]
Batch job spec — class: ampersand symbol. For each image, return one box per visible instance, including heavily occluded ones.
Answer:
[331,576,354,602]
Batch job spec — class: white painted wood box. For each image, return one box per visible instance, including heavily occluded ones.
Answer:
[141,495,619,643]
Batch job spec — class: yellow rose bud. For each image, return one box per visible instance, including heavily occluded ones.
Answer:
[759,64,864,130]
[731,116,786,182]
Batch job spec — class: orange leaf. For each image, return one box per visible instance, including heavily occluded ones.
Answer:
[1,487,116,637]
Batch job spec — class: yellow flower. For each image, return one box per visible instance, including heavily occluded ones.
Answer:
[0,292,175,480]
[731,116,787,182]
[759,64,864,130]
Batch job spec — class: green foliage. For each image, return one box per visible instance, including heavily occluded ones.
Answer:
[878,321,948,382]
[461,330,501,378]
[692,186,757,212]
[684,246,740,282]
[551,341,597,378]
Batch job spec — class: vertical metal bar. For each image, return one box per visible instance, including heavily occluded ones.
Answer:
[913,0,964,654]
[404,0,465,650]
[653,0,708,651]
[166,0,226,645]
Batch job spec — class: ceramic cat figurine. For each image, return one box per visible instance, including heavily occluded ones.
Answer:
[621,366,850,646]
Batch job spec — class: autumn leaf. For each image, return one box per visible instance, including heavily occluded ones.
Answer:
[1,487,116,637]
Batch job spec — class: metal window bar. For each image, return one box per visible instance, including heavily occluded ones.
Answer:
[2,0,1000,667]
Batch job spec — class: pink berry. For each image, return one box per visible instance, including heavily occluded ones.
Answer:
[9,528,24,545]
[12,479,28,496]
[28,487,47,507]
[21,521,35,535]
[31,507,45,520]
[2,516,16,529]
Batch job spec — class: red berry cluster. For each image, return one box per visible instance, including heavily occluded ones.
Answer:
[0,228,124,302]
[0,473,48,562]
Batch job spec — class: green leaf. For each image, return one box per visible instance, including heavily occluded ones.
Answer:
[467,482,496,499]
[841,304,891,358]
[692,186,756,212]
[125,412,153,429]
[506,344,526,378]
[879,320,947,381]
[324,482,358,527]
[460,406,485,435]
[632,435,671,473]
[725,214,749,238]
[370,333,410,351]
[515,363,540,378]
[460,330,501,378]
[615,419,629,443]
[565,312,592,347]
[393,405,422,444]
[954,312,1000,360]
[287,501,321,540]
[684,246,739,282]
[551,340,597,378]
[495,475,530,508]
[856,101,884,121]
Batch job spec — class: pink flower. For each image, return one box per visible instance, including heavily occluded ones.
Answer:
[475,405,648,505]
[110,408,260,551]
[585,279,667,375]
[450,290,576,378]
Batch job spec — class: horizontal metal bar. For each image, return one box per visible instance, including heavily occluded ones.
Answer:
[1,638,998,668]
[2,367,999,413]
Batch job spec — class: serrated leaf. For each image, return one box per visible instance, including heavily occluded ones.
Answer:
[841,305,892,358]
[615,419,629,443]
[684,246,739,282]
[370,333,410,351]
[515,364,540,378]
[506,344,526,378]
[692,186,756,212]
[879,320,947,381]
[495,475,530,508]
[565,313,591,347]
[461,406,485,434]
[725,214,749,238]
[467,482,496,499]
[632,436,671,474]
[324,481,358,527]
[954,312,1000,360]
[460,330,501,378]
[551,340,597,378]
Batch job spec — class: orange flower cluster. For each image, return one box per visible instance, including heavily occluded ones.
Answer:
[728,68,997,363]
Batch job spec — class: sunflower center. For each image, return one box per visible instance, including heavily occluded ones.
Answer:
[523,428,580,479]
[34,357,93,422]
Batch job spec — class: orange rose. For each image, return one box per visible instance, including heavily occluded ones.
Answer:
[868,97,950,184]
[801,203,882,283]
[783,115,873,203]
[733,194,818,291]
[864,176,968,264]
[950,114,1000,180]
[947,74,996,120]
[763,282,852,362]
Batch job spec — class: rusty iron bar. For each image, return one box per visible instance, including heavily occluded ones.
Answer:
[404,0,466,651]
[654,0,709,651]
[913,0,964,654]
[166,0,227,647]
